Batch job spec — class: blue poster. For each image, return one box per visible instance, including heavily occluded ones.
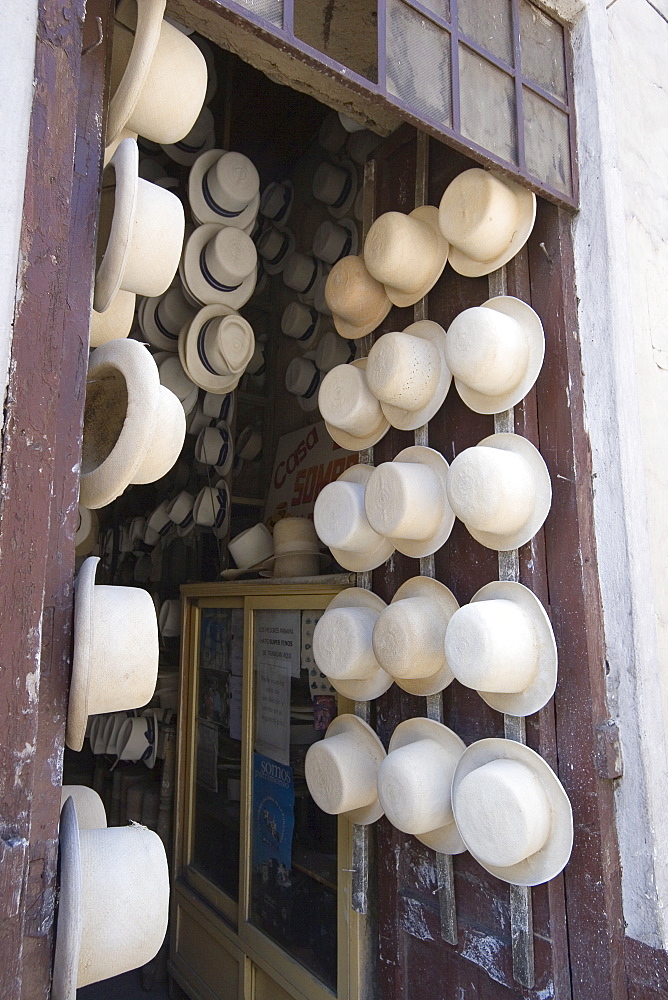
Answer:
[252,752,295,876]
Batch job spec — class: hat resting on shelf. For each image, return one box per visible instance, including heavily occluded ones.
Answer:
[220,522,275,579]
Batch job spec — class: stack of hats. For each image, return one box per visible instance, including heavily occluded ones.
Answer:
[265,517,327,578]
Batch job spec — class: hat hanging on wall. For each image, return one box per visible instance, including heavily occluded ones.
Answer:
[140,285,198,353]
[89,289,136,348]
[256,225,295,275]
[186,400,211,437]
[66,557,159,751]
[202,389,235,422]
[446,433,551,550]
[101,711,130,756]
[157,354,198,414]
[166,491,195,535]
[188,149,260,228]
[373,577,460,697]
[312,218,358,265]
[281,301,322,350]
[75,504,99,559]
[79,339,186,509]
[445,581,558,716]
[89,716,108,755]
[282,252,325,303]
[365,321,451,430]
[182,224,257,309]
[267,517,327,578]
[312,274,332,318]
[312,160,358,218]
[161,104,215,165]
[324,255,392,340]
[181,305,254,394]
[314,329,356,373]
[337,111,366,133]
[377,719,467,854]
[236,424,262,461]
[305,714,386,824]
[348,129,383,166]
[260,180,294,229]
[318,111,348,156]
[144,499,174,546]
[220,522,275,579]
[444,297,545,414]
[318,358,389,450]
[314,464,395,573]
[115,712,158,768]
[193,36,217,105]
[284,354,322,411]
[194,482,230,534]
[94,138,185,313]
[363,207,448,308]
[438,168,537,277]
[195,422,234,476]
[452,738,573,885]
[60,786,107,831]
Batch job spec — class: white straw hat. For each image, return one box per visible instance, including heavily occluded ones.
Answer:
[101,711,130,755]
[181,305,254,394]
[365,321,451,430]
[363,207,448,307]
[364,446,454,557]
[260,180,294,228]
[445,581,557,716]
[444,296,545,414]
[80,339,186,509]
[236,424,262,461]
[202,390,235,422]
[312,589,393,702]
[373,577,459,696]
[313,274,333,317]
[377,719,467,853]
[220,522,275,579]
[312,160,358,218]
[318,358,389,450]
[281,301,322,349]
[313,218,358,265]
[157,354,198,411]
[145,499,173,545]
[182,224,257,309]
[305,714,386,823]
[140,285,197,352]
[129,517,147,549]
[452,738,573,885]
[282,252,324,301]
[314,464,395,573]
[95,139,185,313]
[348,129,383,166]
[186,400,212,437]
[60,786,107,830]
[438,168,537,277]
[257,225,295,275]
[89,289,136,348]
[66,557,159,751]
[52,797,169,1000]
[314,329,356,372]
[75,504,99,558]
[193,36,217,105]
[195,422,234,475]
[116,712,158,767]
[325,255,391,340]
[446,433,552,550]
[89,716,108,755]
[188,149,260,228]
[166,491,195,533]
[161,105,215,165]
[338,112,366,133]
[194,483,230,532]
[285,355,322,411]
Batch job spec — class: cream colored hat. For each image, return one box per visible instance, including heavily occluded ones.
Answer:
[438,168,537,277]
[313,218,358,265]
[60,786,107,830]
[365,321,451,430]
[195,422,234,475]
[145,499,174,545]
[444,297,545,414]
[75,504,99,559]
[237,424,262,461]
[95,139,185,313]
[285,355,322,411]
[80,339,186,509]
[53,797,169,1000]
[257,225,295,275]
[312,589,393,702]
[89,716,108,755]
[281,301,322,349]
[313,274,333,317]
[188,149,260,228]
[269,517,327,578]
[158,599,181,638]
[318,111,348,155]
[315,329,356,373]
[182,224,257,309]
[452,738,573,885]
[140,285,197,352]
[116,712,158,768]
[202,390,235,422]
[89,289,136,348]
[182,305,254,394]
[446,433,551,550]
[305,714,386,823]
[161,105,215,166]
[166,490,195,533]
[194,483,230,533]
[157,354,198,413]
[318,358,389,450]
[66,557,159,751]
[364,207,448,308]
[364,446,454,558]
[314,464,395,573]
[325,255,392,340]
[220,522,274,579]
[282,252,324,301]
[312,160,358,218]
[445,581,557,716]
[377,719,467,854]
[373,577,459,696]
[186,400,211,437]
[260,180,294,228]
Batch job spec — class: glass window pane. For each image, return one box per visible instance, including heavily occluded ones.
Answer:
[234,0,283,28]
[458,0,513,65]
[387,0,452,129]
[415,0,451,21]
[523,86,572,194]
[519,0,567,102]
[459,45,518,164]
[294,0,378,82]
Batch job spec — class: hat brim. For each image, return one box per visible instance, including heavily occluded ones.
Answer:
[139,295,182,352]
[297,258,328,306]
[66,557,98,751]
[452,738,573,885]
[183,224,257,310]
[259,551,331,577]
[52,797,83,1000]
[378,320,452,431]
[106,0,164,146]
[95,138,139,313]
[188,149,261,230]
[447,176,537,278]
[180,306,245,394]
[324,358,391,452]
[261,180,295,230]
[324,713,386,823]
[220,557,274,580]
[453,297,545,415]
[326,465,396,572]
[463,433,552,551]
[327,159,358,220]
[90,288,136,348]
[383,207,449,308]
[333,295,392,341]
[161,129,215,167]
[387,577,459,695]
[386,446,455,558]
[263,228,296,276]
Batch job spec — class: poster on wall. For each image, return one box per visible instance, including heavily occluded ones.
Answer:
[251,752,295,877]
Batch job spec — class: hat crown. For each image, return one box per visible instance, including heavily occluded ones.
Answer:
[261,181,289,219]
[314,479,383,553]
[315,330,351,371]
[281,301,318,338]
[305,730,379,814]
[229,522,273,568]
[283,252,317,293]
[196,424,231,467]
[194,484,228,527]
[313,220,350,263]
[204,227,257,286]
[319,364,383,436]
[447,445,536,534]
[445,306,529,396]
[325,255,389,325]
[366,331,441,411]
[158,355,194,399]
[439,169,520,262]
[167,490,194,526]
[285,356,319,396]
[273,516,319,552]
[180,105,214,149]
[312,162,351,207]
[365,461,444,541]
[313,605,381,680]
[365,213,439,293]
[445,599,538,693]
[373,596,447,680]
[378,739,457,835]
[156,285,196,333]
[207,151,259,212]
[204,314,255,375]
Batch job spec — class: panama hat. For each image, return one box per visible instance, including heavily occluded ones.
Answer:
[188,149,260,228]
[313,274,333,317]
[313,218,358,265]
[285,354,322,411]
[115,712,158,768]
[444,296,545,414]
[182,305,254,394]
[220,522,275,579]
[305,714,386,823]
[80,339,186,509]
[236,424,262,461]
[256,224,295,275]
[438,168,537,277]
[161,105,215,165]
[364,446,454,558]
[365,321,451,430]
[157,354,198,413]
[446,433,551,550]
[202,390,235,422]
[312,589,393,702]
[195,422,234,475]
[194,483,230,533]
[89,289,136,348]
[281,301,322,349]
[60,786,107,830]
[283,252,325,302]
[314,464,395,573]
[452,738,573,885]
[338,112,366,133]
[66,557,159,751]
[312,159,358,218]
[75,504,99,559]
[193,36,217,105]
[445,581,557,716]
[377,719,467,853]
[89,716,108,755]
[94,138,185,313]
[268,517,327,578]
[260,180,294,228]
[144,500,174,545]
[166,491,195,533]
[100,711,129,755]
[348,129,383,166]
[182,224,257,309]
[363,207,448,308]
[315,329,356,372]
[186,400,212,437]
[140,285,197,352]
[373,577,459,696]
[129,517,147,549]
[325,255,391,340]
[318,358,389,450]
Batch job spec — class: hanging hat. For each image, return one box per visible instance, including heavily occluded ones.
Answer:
[140,285,197,352]
[115,712,159,768]
[269,517,327,578]
[446,433,551,550]
[452,738,573,885]
[246,341,266,378]
[195,422,234,475]
[94,138,185,313]
[372,577,459,696]
[188,149,260,228]
[66,557,159,751]
[181,305,254,394]
[305,714,386,823]
[138,157,167,183]
[202,390,235,422]
[314,464,395,573]
[145,499,174,545]
[89,289,136,348]
[101,711,130,755]
[260,180,294,228]
[220,522,275,579]
[364,446,454,558]
[80,339,186,509]
[282,252,324,302]
[186,400,212,437]
[377,719,467,853]
[348,129,383,166]
[75,504,99,559]
[445,581,557,716]
[182,224,257,309]
[281,301,322,349]
[318,358,389,450]
[312,160,358,218]
[257,225,295,275]
[313,274,333,317]
[438,168,537,277]
[157,354,198,413]
[365,320,451,430]
[193,36,217,105]
[89,716,108,755]
[60,786,107,830]
[337,112,366,133]
[166,491,195,534]
[104,127,138,167]
[285,354,322,411]
[52,797,169,1000]
[236,424,262,461]
[325,255,391,340]
[315,329,356,373]
[318,111,348,155]
[161,105,215,165]
[313,218,358,265]
[363,207,449,308]
[194,483,230,533]
[312,589,393,702]
[129,517,147,549]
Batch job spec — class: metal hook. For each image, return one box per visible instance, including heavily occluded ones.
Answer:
[83,17,104,56]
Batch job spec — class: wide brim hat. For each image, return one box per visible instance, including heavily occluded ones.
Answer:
[75,504,99,558]
[161,105,216,165]
[180,305,249,394]
[60,785,107,830]
[316,464,396,574]
[325,255,392,340]
[319,589,393,702]
[364,206,449,308]
[89,289,136,348]
[368,320,451,431]
[188,149,260,229]
[140,288,197,353]
[322,358,390,452]
[383,577,459,697]
[182,224,257,310]
[106,0,164,146]
[220,522,275,579]
[452,738,573,885]
[261,227,296,276]
[308,713,386,824]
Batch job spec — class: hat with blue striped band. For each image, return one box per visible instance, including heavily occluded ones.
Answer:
[281,301,322,350]
[182,224,257,310]
[161,105,215,166]
[194,482,230,533]
[285,353,322,412]
[188,148,260,229]
[260,180,294,229]
[181,304,254,394]
[312,217,358,265]
[312,159,358,219]
[140,285,197,352]
[195,422,234,477]
[257,224,296,275]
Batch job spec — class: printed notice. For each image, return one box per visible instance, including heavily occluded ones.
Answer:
[255,661,291,764]
[254,610,301,678]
